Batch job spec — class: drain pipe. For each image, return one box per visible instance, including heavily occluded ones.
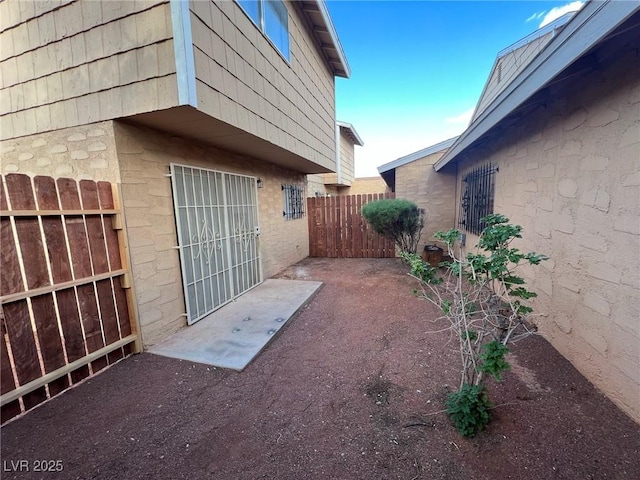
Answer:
[335,123,342,185]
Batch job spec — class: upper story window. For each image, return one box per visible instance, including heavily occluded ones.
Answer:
[237,0,290,61]
[458,163,498,235]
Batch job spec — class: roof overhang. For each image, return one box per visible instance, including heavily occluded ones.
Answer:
[299,1,351,78]
[337,121,364,146]
[378,136,459,174]
[435,0,640,172]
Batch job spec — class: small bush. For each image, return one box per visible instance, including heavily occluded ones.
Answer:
[361,199,424,254]
[445,383,492,437]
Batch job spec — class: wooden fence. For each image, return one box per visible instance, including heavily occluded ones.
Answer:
[307,193,396,258]
[0,174,140,424]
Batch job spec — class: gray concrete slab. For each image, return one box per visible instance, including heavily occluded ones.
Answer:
[149,279,322,371]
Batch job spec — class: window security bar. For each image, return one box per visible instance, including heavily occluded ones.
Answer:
[458,163,498,236]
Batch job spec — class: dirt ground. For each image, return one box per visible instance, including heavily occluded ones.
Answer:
[2,258,639,480]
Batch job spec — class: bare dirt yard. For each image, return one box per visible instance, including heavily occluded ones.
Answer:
[2,258,639,479]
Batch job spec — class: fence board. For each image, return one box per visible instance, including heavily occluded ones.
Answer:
[0,174,139,424]
[307,193,396,258]
[2,301,47,409]
[30,294,68,396]
[80,181,109,275]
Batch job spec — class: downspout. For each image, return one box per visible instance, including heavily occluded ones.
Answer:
[335,124,342,185]
[170,0,198,107]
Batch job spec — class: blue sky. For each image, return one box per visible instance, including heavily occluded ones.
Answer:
[326,0,585,176]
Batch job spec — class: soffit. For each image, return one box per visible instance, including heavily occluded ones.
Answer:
[298,1,351,78]
[122,106,333,174]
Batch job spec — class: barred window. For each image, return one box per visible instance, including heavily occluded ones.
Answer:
[283,184,305,220]
[458,163,498,235]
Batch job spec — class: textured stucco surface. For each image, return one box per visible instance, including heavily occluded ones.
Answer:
[454,48,640,422]
[395,151,457,251]
[1,121,120,181]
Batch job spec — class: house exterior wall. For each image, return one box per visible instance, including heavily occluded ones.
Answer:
[307,173,326,197]
[321,129,355,186]
[350,177,389,194]
[113,121,309,346]
[453,50,640,421]
[0,121,120,182]
[473,31,554,121]
[0,0,178,141]
[189,0,336,171]
[395,152,457,251]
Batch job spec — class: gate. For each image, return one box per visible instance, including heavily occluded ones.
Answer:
[307,193,396,258]
[170,165,262,325]
[0,174,140,424]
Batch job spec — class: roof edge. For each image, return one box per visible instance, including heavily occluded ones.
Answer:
[378,136,459,174]
[337,121,364,146]
[435,0,639,172]
[315,1,351,78]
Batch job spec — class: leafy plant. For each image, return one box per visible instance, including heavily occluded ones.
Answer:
[361,199,424,254]
[445,383,492,437]
[401,214,548,436]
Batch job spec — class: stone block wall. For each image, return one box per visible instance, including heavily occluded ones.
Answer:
[454,48,640,421]
[395,152,457,250]
[1,120,119,182]
[114,121,309,346]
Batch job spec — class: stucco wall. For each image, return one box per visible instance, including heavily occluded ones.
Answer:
[454,49,640,421]
[113,121,309,346]
[395,152,457,250]
[349,177,389,195]
[0,121,120,182]
[189,0,336,170]
[0,0,177,141]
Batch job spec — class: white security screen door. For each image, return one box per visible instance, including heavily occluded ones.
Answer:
[170,164,262,325]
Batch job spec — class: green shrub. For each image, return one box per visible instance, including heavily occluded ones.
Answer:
[445,383,492,437]
[361,198,424,254]
[402,214,548,437]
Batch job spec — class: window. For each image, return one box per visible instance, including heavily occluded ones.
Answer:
[237,0,290,61]
[282,184,305,220]
[458,163,498,235]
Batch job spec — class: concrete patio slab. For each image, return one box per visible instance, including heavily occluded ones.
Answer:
[149,279,322,370]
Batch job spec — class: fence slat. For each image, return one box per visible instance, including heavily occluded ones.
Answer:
[35,176,73,284]
[30,294,68,396]
[80,181,109,275]
[0,331,21,423]
[3,300,47,409]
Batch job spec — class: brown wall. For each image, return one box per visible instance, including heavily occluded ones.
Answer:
[0,0,178,140]
[114,121,309,346]
[395,152,457,250]
[454,48,640,421]
[189,0,336,171]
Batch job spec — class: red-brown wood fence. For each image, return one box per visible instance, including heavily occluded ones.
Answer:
[307,193,396,258]
[0,174,140,424]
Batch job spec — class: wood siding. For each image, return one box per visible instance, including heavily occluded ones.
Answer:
[189,0,336,171]
[0,0,178,140]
